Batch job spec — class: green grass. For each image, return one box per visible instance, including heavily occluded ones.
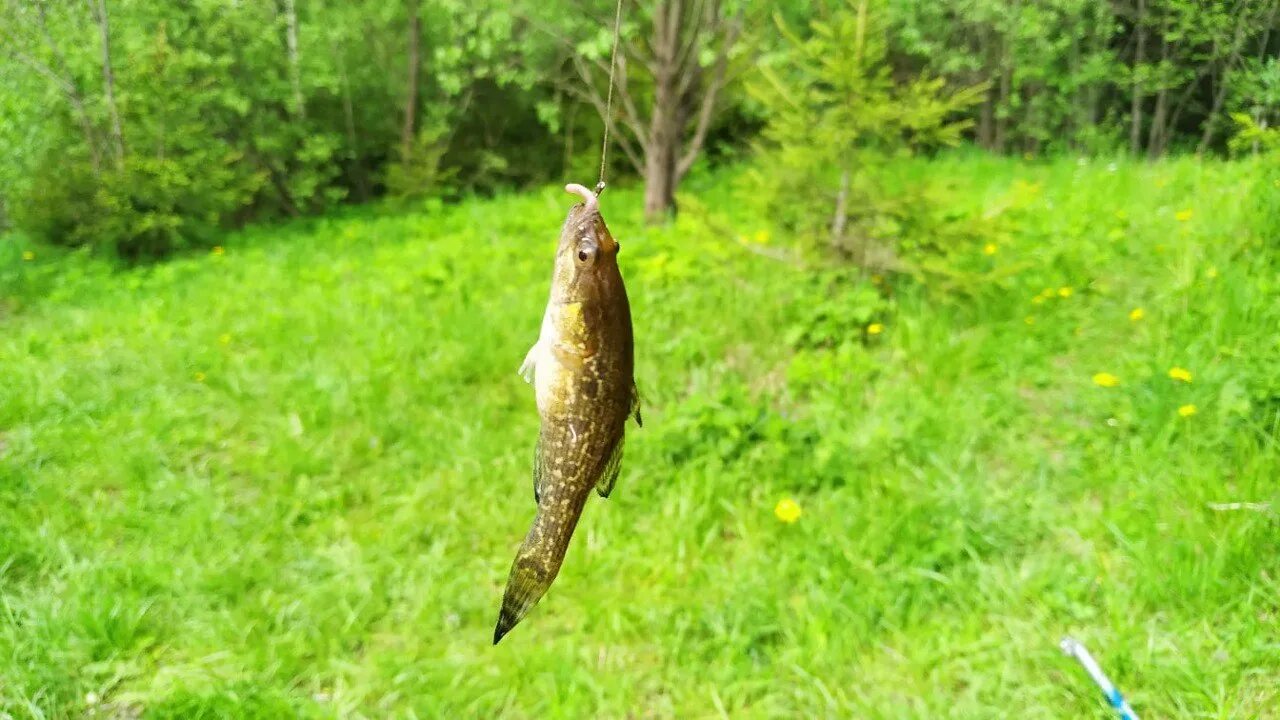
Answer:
[2,153,1279,718]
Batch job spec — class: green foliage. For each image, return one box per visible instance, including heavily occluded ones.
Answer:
[0,0,566,258]
[748,0,984,267]
[384,122,457,202]
[2,155,1279,717]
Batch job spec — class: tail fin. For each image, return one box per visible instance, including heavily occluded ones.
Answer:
[493,501,585,644]
[493,554,552,644]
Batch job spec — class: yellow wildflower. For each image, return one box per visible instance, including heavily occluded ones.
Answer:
[194,371,207,383]
[1168,367,1193,383]
[1093,372,1120,388]
[218,333,232,345]
[1175,209,1193,222]
[1032,295,1046,305]
[1129,307,1145,322]
[774,498,802,524]
[867,323,884,336]
[1058,286,1073,298]
[211,246,225,256]
[983,243,998,256]
[21,251,34,261]
[1178,404,1197,418]
[1025,316,1036,325]
[754,230,769,244]
[1206,267,1218,279]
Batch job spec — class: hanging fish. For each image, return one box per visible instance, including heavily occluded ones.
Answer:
[494,183,641,645]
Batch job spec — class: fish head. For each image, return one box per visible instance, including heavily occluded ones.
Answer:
[551,183,621,305]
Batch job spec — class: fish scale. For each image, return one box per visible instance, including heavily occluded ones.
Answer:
[494,183,641,645]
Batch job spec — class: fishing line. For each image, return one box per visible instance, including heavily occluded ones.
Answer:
[597,0,624,195]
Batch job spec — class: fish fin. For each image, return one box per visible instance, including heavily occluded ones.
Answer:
[595,436,624,498]
[495,553,552,645]
[630,383,643,427]
[533,436,545,504]
[518,342,539,384]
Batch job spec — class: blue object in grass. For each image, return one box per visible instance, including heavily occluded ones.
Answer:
[1060,637,1140,720]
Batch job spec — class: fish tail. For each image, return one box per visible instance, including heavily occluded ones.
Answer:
[494,501,585,644]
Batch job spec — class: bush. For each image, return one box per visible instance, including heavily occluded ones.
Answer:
[15,144,267,260]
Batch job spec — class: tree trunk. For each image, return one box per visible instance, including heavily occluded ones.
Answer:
[995,59,1012,153]
[1147,41,1169,158]
[90,0,125,168]
[643,99,679,223]
[1130,0,1146,155]
[830,167,850,247]
[1198,5,1260,154]
[34,2,102,174]
[338,56,367,200]
[401,0,421,160]
[283,0,305,119]
[977,25,995,149]
[644,0,681,223]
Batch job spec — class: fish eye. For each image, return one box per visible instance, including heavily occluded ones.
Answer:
[577,248,591,262]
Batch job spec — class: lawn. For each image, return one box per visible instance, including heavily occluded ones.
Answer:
[1,154,1278,718]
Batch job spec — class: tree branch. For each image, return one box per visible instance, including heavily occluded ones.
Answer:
[676,10,740,179]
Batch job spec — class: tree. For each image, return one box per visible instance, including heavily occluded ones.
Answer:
[750,0,983,262]
[530,0,751,223]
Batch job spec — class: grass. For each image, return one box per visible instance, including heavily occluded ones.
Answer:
[1,153,1279,718]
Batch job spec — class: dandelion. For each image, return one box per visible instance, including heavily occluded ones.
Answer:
[194,371,206,383]
[1168,367,1193,383]
[754,230,769,244]
[212,246,225,256]
[218,333,232,345]
[1093,372,1120,388]
[983,243,998,256]
[867,323,884,336]
[1058,286,1073,298]
[21,250,34,261]
[1178,404,1197,418]
[1129,307,1145,322]
[774,498,802,524]
[1175,209,1194,222]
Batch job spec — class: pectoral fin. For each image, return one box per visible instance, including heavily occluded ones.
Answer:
[630,383,643,427]
[595,436,625,498]
[518,342,539,384]
[533,436,545,504]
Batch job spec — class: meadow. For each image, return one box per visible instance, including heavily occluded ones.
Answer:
[1,154,1279,718]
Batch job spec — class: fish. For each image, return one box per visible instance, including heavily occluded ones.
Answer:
[493,182,641,645]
